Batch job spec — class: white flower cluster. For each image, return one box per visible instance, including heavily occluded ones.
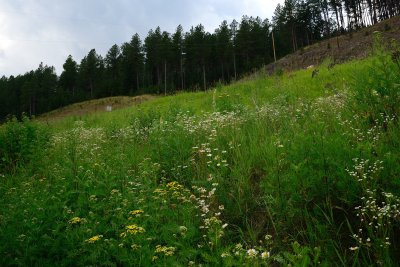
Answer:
[348,159,400,250]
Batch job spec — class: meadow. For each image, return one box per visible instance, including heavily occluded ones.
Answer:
[1,37,400,266]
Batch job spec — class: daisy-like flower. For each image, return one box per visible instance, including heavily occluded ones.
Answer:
[155,245,176,256]
[247,248,258,258]
[261,251,270,259]
[68,217,82,225]
[120,224,146,237]
[85,235,103,243]
[167,181,183,191]
[129,209,144,216]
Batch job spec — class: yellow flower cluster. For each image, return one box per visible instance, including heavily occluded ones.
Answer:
[120,224,146,237]
[153,188,167,196]
[68,217,82,224]
[129,209,144,216]
[166,181,183,191]
[155,245,176,256]
[131,244,141,250]
[85,235,103,243]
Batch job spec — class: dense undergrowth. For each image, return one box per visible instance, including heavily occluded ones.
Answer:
[1,37,400,266]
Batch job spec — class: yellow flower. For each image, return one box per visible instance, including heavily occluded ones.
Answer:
[131,244,141,250]
[85,235,103,243]
[166,181,183,191]
[153,188,167,195]
[68,217,82,224]
[129,209,144,216]
[155,245,176,256]
[121,224,146,237]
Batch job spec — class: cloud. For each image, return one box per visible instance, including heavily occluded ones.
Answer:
[0,0,283,76]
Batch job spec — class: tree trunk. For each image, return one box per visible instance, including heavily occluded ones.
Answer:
[272,30,277,62]
[292,26,296,52]
[90,79,93,99]
[136,72,139,92]
[157,66,161,94]
[202,64,206,91]
[164,60,167,96]
[233,52,237,80]
[221,62,225,82]
[180,55,184,90]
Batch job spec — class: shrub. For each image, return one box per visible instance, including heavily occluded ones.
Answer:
[0,116,49,173]
[352,35,400,120]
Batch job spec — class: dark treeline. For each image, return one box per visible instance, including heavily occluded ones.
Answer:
[1,0,399,121]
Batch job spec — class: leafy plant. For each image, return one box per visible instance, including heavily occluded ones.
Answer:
[0,116,49,173]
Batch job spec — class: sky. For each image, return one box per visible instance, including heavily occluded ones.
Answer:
[0,0,284,77]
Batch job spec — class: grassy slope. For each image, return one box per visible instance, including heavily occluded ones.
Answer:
[267,16,400,72]
[1,41,400,266]
[38,95,156,123]
[48,59,353,130]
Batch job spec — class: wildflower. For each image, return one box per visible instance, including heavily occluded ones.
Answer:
[121,224,146,237]
[247,249,258,258]
[69,217,82,225]
[129,209,144,217]
[155,245,176,256]
[167,181,183,191]
[131,244,141,250]
[235,243,243,250]
[110,189,120,195]
[85,235,103,243]
[153,188,167,195]
[221,252,231,258]
[349,246,359,251]
[265,234,272,240]
[261,251,270,259]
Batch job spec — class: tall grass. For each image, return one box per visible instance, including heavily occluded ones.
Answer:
[1,39,400,266]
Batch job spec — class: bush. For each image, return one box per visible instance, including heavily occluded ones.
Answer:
[352,35,400,120]
[0,116,49,173]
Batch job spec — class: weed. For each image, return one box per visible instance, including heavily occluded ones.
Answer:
[1,46,400,266]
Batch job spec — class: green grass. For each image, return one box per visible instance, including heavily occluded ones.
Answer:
[1,42,400,266]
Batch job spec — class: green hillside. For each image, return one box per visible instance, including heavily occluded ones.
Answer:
[1,38,400,266]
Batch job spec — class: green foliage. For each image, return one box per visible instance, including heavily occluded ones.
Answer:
[352,34,400,120]
[1,53,400,266]
[283,242,322,267]
[0,116,49,173]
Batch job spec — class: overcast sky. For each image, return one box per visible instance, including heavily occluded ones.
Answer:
[0,0,284,76]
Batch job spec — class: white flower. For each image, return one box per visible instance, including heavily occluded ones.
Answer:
[247,249,258,258]
[261,251,270,259]
[221,252,230,258]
